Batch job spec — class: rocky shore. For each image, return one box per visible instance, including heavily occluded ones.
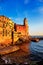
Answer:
[0,36,43,65]
[0,36,43,55]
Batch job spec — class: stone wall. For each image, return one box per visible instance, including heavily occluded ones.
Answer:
[0,15,29,45]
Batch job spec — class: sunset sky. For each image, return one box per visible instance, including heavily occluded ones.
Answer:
[0,0,43,36]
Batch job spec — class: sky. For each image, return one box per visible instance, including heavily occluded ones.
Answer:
[0,0,43,36]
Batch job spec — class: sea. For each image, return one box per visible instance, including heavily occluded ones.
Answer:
[30,40,43,61]
[0,36,43,64]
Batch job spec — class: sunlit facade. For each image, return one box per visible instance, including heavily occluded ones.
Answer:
[0,15,29,45]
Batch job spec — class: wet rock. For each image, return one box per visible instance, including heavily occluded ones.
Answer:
[19,62,29,65]
[37,60,43,65]
[0,58,5,64]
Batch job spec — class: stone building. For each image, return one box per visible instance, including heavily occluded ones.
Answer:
[0,15,14,45]
[14,18,29,36]
[0,15,29,45]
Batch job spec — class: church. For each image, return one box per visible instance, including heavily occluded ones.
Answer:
[14,18,29,36]
[0,15,29,44]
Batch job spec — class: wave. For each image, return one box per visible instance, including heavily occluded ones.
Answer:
[30,40,43,60]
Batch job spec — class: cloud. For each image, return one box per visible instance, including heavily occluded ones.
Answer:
[14,17,24,24]
[38,7,43,14]
[0,0,3,2]
[38,0,43,2]
[9,17,15,22]
[9,17,24,24]
[31,6,43,14]
[24,11,28,17]
[0,7,2,10]
[0,6,3,12]
[24,0,29,4]
[0,0,6,3]
[0,0,4,3]
[35,0,43,2]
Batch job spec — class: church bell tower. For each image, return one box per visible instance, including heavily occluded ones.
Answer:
[24,18,29,36]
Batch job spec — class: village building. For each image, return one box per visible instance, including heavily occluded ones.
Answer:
[14,18,29,36]
[0,15,29,45]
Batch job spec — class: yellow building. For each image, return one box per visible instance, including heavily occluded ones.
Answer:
[0,15,14,45]
[0,15,29,46]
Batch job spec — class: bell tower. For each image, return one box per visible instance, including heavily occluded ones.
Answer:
[24,18,29,36]
[24,18,28,26]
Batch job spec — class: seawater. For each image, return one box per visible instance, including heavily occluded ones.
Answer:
[30,40,43,61]
[1,40,43,64]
